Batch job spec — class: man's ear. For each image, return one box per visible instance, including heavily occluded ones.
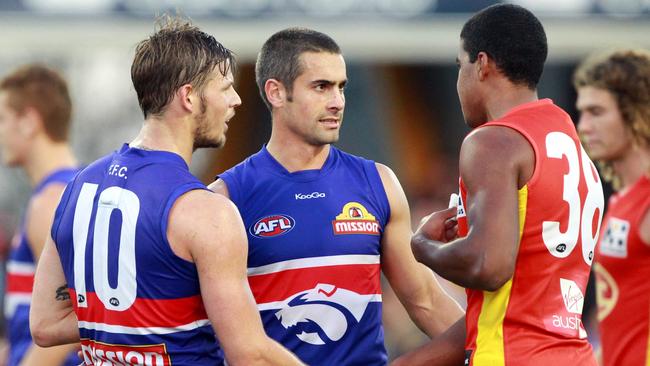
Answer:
[19,107,41,138]
[476,51,491,81]
[265,79,287,108]
[177,84,195,113]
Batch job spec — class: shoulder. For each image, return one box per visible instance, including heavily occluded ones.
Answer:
[462,126,533,168]
[171,189,239,224]
[334,147,371,165]
[461,125,534,188]
[208,179,230,198]
[217,151,265,184]
[167,189,245,260]
[28,183,68,217]
[375,163,400,189]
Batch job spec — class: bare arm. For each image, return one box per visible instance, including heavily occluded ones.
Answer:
[390,316,466,366]
[377,163,463,338]
[208,178,230,198]
[25,184,66,262]
[30,236,80,347]
[411,126,534,291]
[19,343,78,366]
[167,190,303,366]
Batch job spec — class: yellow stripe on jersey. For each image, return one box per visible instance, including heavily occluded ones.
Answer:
[646,306,650,366]
[473,185,528,365]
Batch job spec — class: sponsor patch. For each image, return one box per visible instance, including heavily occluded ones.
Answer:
[332,202,380,235]
[295,192,326,200]
[250,214,295,238]
[600,217,629,258]
[543,278,588,339]
[80,339,170,366]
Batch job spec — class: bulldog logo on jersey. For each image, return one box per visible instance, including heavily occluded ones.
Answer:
[250,215,295,238]
[600,217,629,258]
[332,202,380,235]
[272,283,371,345]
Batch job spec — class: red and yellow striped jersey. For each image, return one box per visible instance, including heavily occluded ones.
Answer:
[457,99,602,366]
[596,175,650,366]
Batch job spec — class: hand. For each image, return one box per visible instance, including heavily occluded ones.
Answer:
[414,206,458,243]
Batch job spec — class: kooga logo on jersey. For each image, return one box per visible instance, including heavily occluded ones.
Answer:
[250,215,295,238]
[295,192,326,200]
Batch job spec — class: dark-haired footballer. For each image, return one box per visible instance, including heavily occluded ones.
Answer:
[400,4,604,366]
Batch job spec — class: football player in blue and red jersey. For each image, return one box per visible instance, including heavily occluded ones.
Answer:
[30,16,303,366]
[0,64,80,366]
[210,27,464,365]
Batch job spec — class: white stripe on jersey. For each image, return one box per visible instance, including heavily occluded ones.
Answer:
[247,254,380,276]
[77,319,211,335]
[6,260,35,275]
[256,294,383,311]
[4,293,32,318]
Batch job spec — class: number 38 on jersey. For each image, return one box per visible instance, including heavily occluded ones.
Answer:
[542,131,604,265]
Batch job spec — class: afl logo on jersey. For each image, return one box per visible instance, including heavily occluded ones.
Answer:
[332,202,381,235]
[250,214,295,238]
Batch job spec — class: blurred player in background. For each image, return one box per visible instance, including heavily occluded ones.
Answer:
[210,27,463,365]
[574,48,650,366]
[404,4,604,365]
[0,65,79,366]
[29,16,303,366]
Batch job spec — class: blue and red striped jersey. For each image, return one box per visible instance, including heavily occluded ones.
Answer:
[5,168,79,366]
[51,144,222,366]
[219,146,390,365]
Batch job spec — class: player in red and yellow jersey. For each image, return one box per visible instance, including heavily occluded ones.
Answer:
[396,4,604,366]
[574,49,650,366]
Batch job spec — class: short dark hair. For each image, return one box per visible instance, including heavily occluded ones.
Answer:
[255,27,341,110]
[460,4,547,89]
[131,14,235,118]
[0,64,72,141]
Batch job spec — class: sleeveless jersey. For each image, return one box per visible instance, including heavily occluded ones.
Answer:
[4,168,79,366]
[456,99,603,365]
[51,144,223,366]
[219,146,390,365]
[595,175,650,366]
[4,169,79,366]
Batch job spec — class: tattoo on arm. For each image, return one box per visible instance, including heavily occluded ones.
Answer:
[55,285,70,301]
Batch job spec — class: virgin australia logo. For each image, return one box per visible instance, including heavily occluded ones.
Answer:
[272,284,371,345]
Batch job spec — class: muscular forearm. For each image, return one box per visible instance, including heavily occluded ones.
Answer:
[391,316,466,366]
[30,286,79,348]
[412,234,507,291]
[19,342,79,366]
[404,291,463,338]
[262,340,305,366]
[226,338,304,366]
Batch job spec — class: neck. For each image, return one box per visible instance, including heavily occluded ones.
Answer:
[130,114,194,166]
[612,144,650,190]
[24,139,77,187]
[484,82,539,122]
[266,125,331,173]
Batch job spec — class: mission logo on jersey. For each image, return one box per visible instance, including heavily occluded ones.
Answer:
[250,214,295,238]
[332,202,380,235]
[80,339,171,366]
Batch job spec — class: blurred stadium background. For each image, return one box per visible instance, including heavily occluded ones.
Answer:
[1,0,649,359]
